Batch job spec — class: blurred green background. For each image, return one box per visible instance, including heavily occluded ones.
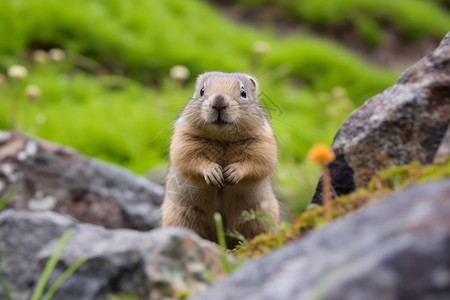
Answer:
[1,0,449,218]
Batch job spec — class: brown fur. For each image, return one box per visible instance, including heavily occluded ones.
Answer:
[161,71,279,248]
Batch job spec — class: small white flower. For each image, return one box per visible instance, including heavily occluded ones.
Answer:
[7,65,28,80]
[338,98,353,110]
[252,40,270,55]
[331,86,347,98]
[32,50,48,64]
[170,65,190,82]
[25,85,42,101]
[48,48,66,62]
[35,114,46,125]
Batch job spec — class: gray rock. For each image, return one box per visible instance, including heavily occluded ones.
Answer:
[193,178,450,300]
[0,132,164,230]
[312,32,450,204]
[0,210,225,300]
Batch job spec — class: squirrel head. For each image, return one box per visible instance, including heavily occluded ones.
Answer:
[178,72,268,137]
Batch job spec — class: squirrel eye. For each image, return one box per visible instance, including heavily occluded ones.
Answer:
[200,87,205,97]
[240,86,247,98]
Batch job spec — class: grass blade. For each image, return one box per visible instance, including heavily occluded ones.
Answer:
[213,212,231,274]
[30,230,73,300]
[42,256,87,300]
[0,252,13,300]
[0,185,22,210]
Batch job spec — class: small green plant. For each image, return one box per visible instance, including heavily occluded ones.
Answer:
[0,188,19,300]
[213,212,233,274]
[224,230,249,246]
[0,185,22,210]
[237,209,291,251]
[30,229,87,300]
[0,230,86,300]
[0,229,86,300]
[240,209,278,235]
[0,253,13,300]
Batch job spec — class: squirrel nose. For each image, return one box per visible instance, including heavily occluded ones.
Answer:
[212,95,227,111]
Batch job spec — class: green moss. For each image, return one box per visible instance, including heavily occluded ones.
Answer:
[369,160,450,190]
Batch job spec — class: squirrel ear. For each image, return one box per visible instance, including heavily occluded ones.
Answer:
[195,72,211,96]
[248,76,257,88]
[246,75,259,97]
[196,73,207,86]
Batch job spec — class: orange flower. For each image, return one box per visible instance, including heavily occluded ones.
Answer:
[307,143,335,223]
[307,143,335,163]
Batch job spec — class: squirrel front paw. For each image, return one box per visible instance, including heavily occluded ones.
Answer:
[204,163,224,187]
[223,164,242,185]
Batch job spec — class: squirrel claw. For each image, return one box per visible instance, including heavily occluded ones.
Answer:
[223,164,242,185]
[204,164,224,187]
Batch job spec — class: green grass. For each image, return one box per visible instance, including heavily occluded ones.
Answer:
[0,0,398,102]
[0,0,256,82]
[1,0,441,217]
[0,229,86,300]
[30,230,86,300]
[234,0,450,43]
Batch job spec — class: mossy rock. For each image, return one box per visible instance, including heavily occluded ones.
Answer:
[234,158,450,259]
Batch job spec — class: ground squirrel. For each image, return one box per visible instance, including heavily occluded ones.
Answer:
[162,71,279,247]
